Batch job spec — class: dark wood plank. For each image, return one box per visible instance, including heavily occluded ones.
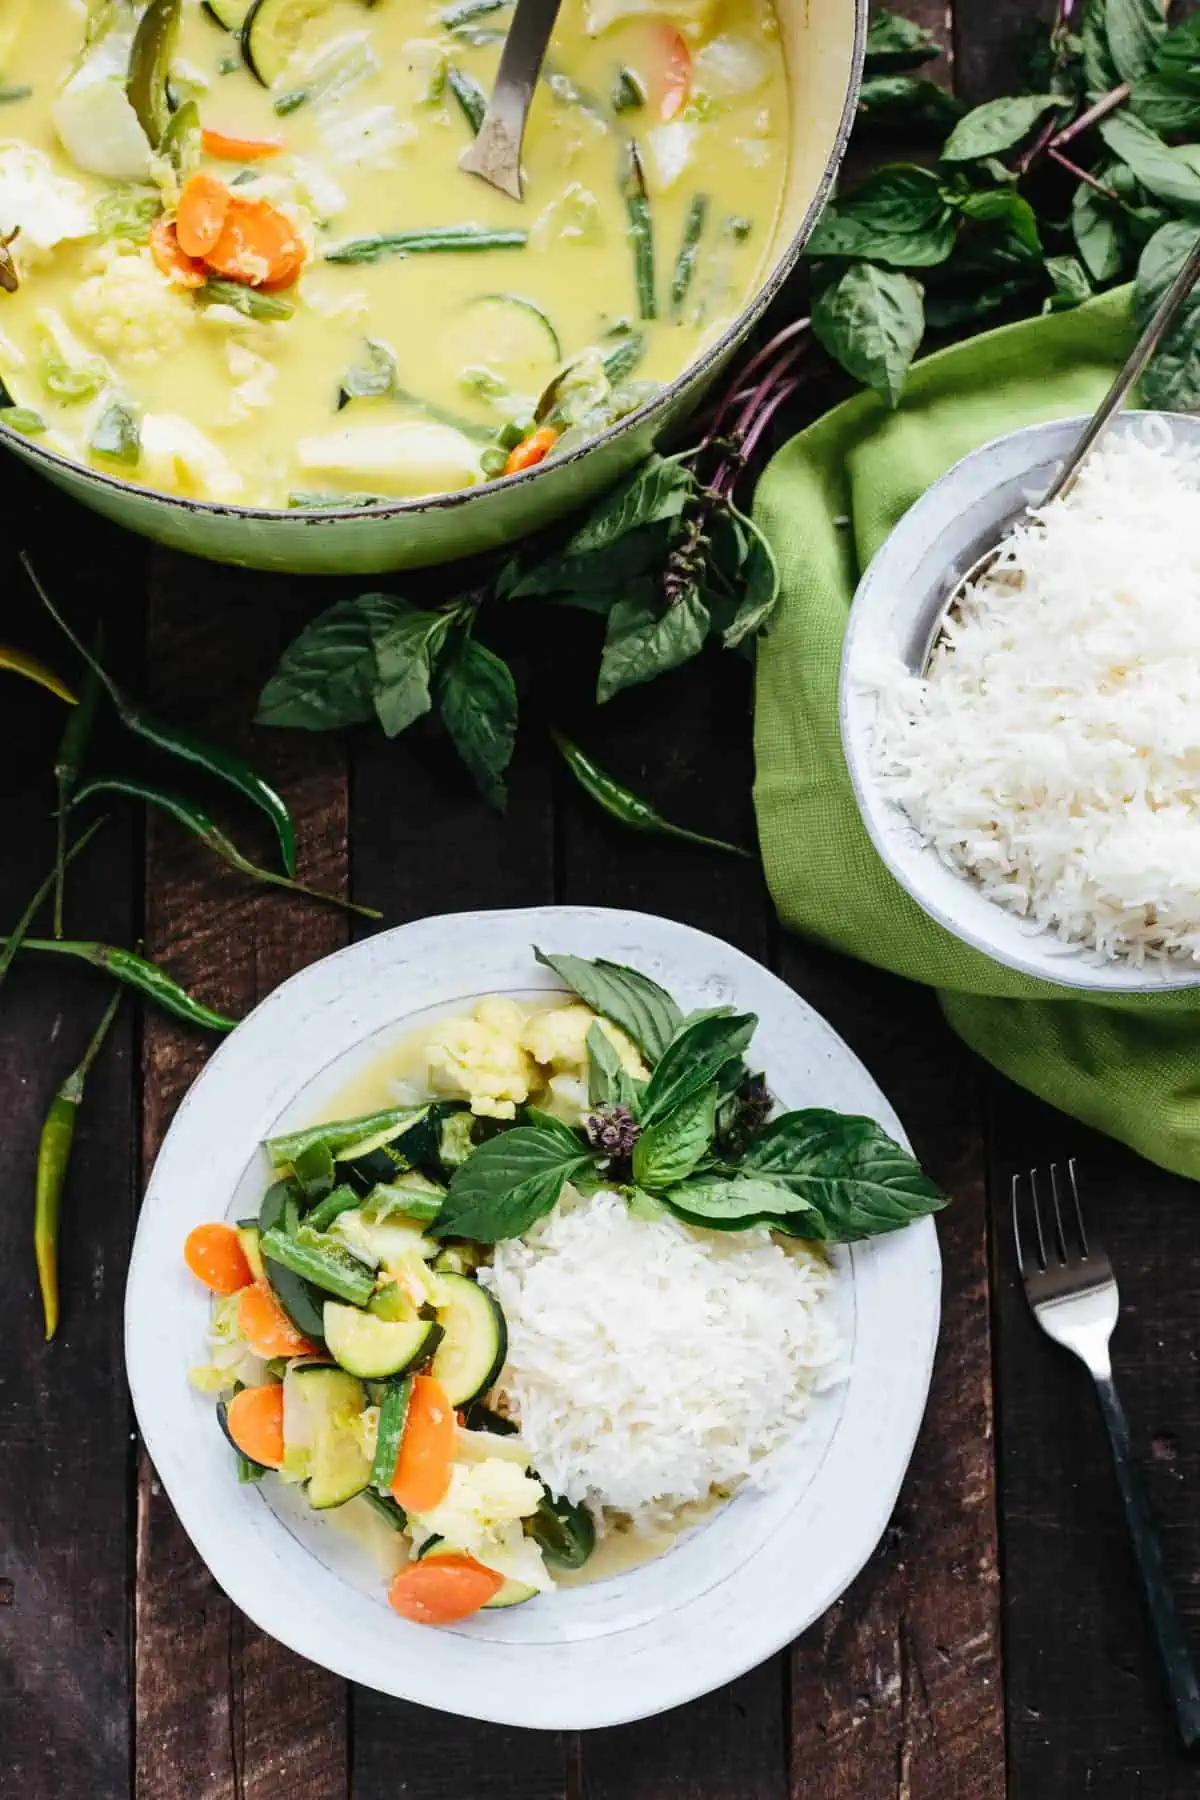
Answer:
[774,947,1004,1800]
[990,1079,1200,1797]
[952,0,1052,105]
[551,642,789,1800]
[349,603,567,1798]
[135,555,350,1800]
[0,487,143,1800]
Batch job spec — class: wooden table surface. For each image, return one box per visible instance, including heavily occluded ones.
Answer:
[3,3,1200,1796]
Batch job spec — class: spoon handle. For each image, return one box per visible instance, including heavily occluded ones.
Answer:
[1043,231,1200,506]
[459,0,563,199]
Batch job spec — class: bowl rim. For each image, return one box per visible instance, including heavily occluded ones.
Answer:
[125,903,941,1728]
[839,408,1200,994]
[0,1,867,526]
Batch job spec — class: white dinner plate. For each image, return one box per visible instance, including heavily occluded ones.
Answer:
[126,907,941,1730]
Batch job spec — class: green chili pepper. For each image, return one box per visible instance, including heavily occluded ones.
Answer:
[160,96,201,175]
[552,730,753,859]
[620,141,656,321]
[259,1225,375,1305]
[53,634,104,937]
[127,0,182,148]
[0,816,108,998]
[447,66,486,133]
[670,194,709,319]
[22,553,298,876]
[71,776,380,921]
[35,986,122,1340]
[1,937,236,1032]
[611,67,646,113]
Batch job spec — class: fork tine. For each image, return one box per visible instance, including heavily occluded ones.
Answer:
[1011,1171,1041,1277]
[1048,1161,1072,1265]
[1066,1156,1090,1258]
[1028,1166,1050,1268]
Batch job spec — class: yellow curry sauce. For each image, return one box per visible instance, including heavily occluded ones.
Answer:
[0,0,788,507]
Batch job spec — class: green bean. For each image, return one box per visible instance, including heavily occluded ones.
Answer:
[447,65,486,133]
[199,279,295,320]
[34,986,122,1340]
[324,226,528,264]
[0,816,107,996]
[54,650,104,937]
[552,731,752,858]
[602,330,646,383]
[620,141,656,321]
[287,491,393,510]
[2,937,236,1032]
[440,0,508,26]
[0,85,32,103]
[72,776,381,921]
[670,195,708,319]
[22,553,298,876]
[127,0,181,148]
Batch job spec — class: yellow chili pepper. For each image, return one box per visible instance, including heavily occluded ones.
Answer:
[0,642,76,705]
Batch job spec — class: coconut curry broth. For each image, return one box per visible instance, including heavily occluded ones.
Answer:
[0,0,789,506]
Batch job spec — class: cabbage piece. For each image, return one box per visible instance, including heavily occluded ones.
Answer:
[52,16,154,180]
[139,413,246,503]
[692,32,771,96]
[296,421,481,497]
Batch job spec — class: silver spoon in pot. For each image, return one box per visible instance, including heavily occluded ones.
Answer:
[458,0,563,200]
[914,231,1200,676]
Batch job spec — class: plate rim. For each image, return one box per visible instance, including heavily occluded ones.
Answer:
[126,905,942,1729]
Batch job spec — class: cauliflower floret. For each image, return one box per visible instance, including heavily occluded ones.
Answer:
[521,1004,647,1080]
[412,1458,544,1558]
[0,142,94,267]
[424,999,538,1119]
[70,244,197,365]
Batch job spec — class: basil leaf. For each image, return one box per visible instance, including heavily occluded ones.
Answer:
[663,1172,804,1230]
[564,455,695,555]
[1154,10,1200,86]
[372,602,455,737]
[954,188,1043,259]
[743,1109,946,1242]
[1135,220,1200,408]
[923,278,1031,329]
[829,164,948,231]
[340,337,398,404]
[812,262,924,408]
[1044,254,1092,311]
[1130,74,1200,135]
[857,75,964,134]
[1081,0,1121,93]
[1071,180,1126,282]
[633,1083,717,1189]
[639,1011,756,1126]
[1104,0,1166,85]
[502,522,672,599]
[534,950,682,1065]
[586,1021,637,1108]
[433,1126,596,1241]
[863,8,940,74]
[522,1107,589,1152]
[1099,114,1200,213]
[941,93,1067,163]
[720,510,779,649]
[256,592,409,730]
[597,582,710,704]
[806,164,956,268]
[436,634,518,809]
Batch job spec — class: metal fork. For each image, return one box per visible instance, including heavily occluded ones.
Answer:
[1013,1159,1200,1748]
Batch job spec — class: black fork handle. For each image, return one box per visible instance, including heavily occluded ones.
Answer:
[1094,1372,1200,1748]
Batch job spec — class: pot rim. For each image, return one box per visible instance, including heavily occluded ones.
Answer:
[2,0,866,527]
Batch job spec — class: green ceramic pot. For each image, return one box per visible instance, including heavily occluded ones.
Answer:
[1,0,864,576]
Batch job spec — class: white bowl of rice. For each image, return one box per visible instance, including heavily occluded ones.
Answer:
[840,411,1200,991]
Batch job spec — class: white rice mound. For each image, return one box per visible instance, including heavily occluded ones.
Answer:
[479,1188,842,1529]
[868,429,1200,964]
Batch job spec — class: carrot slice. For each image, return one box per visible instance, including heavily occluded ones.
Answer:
[201,127,285,161]
[203,195,306,289]
[226,1383,285,1469]
[149,218,207,288]
[238,1280,315,1359]
[391,1373,457,1513]
[503,426,558,476]
[176,171,232,259]
[184,1222,252,1294]
[387,1555,503,1625]
[657,25,692,119]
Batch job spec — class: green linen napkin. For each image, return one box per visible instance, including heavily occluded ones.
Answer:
[753,287,1200,1182]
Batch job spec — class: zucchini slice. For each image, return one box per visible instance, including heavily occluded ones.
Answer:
[441,296,562,401]
[204,0,254,27]
[283,1363,371,1509]
[258,1181,327,1346]
[242,0,339,88]
[429,1273,507,1407]
[324,1300,441,1380]
[235,1222,266,1284]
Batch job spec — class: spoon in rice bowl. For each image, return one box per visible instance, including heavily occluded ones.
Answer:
[914,232,1200,677]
